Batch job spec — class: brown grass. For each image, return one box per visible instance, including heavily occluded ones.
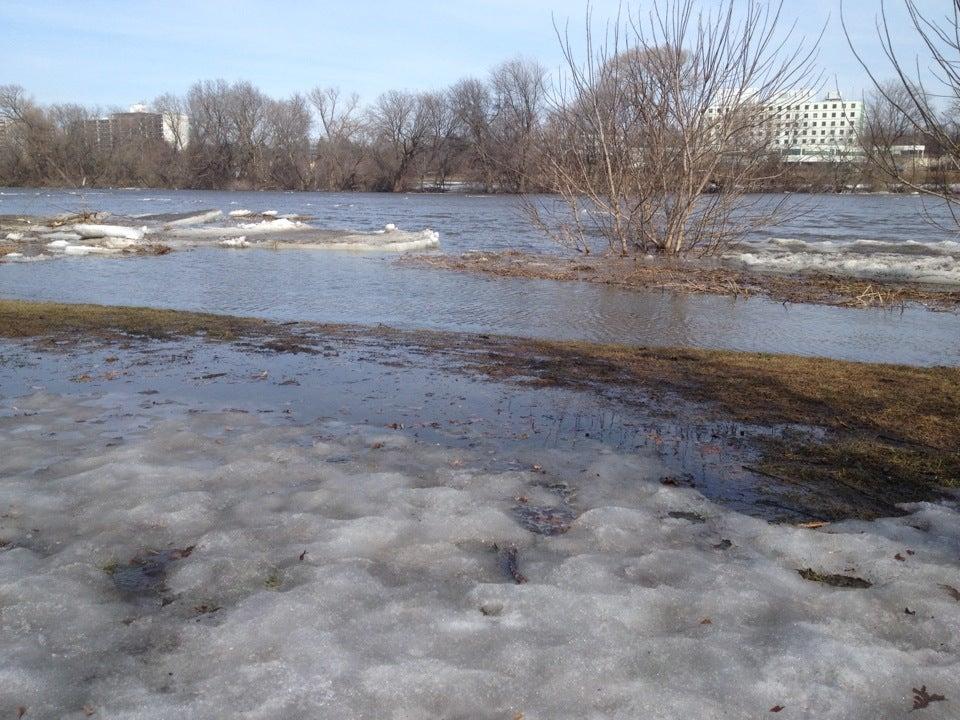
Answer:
[402,251,960,311]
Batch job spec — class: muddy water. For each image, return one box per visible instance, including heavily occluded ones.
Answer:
[1,188,958,365]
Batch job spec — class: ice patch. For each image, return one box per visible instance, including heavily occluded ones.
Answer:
[72,224,145,241]
[237,218,302,231]
[218,236,250,248]
[62,244,118,256]
[229,209,253,217]
[5,231,23,241]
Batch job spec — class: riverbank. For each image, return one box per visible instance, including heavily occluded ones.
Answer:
[3,299,957,520]
[402,251,960,311]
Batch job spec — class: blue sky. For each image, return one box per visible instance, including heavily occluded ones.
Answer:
[0,0,929,109]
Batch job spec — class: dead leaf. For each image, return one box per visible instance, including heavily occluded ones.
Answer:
[770,705,785,713]
[940,584,960,602]
[905,607,916,615]
[895,553,906,562]
[700,617,713,625]
[83,705,96,717]
[370,442,384,450]
[299,550,307,561]
[798,568,872,589]
[16,707,27,719]
[912,685,946,710]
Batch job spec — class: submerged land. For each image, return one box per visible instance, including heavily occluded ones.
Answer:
[403,251,960,311]
[2,298,957,521]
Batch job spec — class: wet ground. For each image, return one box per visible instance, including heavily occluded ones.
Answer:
[0,333,824,523]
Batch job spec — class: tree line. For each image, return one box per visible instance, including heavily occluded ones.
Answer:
[0,59,549,193]
[2,0,958,257]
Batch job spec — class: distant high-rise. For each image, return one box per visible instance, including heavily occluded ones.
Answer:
[84,104,187,149]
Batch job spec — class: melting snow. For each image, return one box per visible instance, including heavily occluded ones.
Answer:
[0,392,956,718]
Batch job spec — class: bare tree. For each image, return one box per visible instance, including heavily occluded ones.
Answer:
[451,78,497,191]
[490,59,548,192]
[525,0,818,256]
[265,94,312,189]
[308,86,367,189]
[845,1,960,222]
[367,90,430,192]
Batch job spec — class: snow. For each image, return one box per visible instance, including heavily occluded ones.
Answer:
[0,390,957,718]
[729,251,960,285]
[218,236,250,248]
[237,218,302,232]
[228,209,253,217]
[5,232,23,241]
[72,224,145,241]
[4,252,23,258]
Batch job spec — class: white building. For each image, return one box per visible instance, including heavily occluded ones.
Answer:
[708,90,865,162]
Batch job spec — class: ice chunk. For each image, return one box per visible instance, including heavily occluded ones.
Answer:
[262,210,278,217]
[72,224,145,241]
[44,232,82,243]
[384,223,397,232]
[4,251,23,258]
[5,231,23,241]
[218,236,250,248]
[62,244,117,255]
[161,209,223,228]
[237,218,302,231]
[229,209,253,217]
[46,240,70,248]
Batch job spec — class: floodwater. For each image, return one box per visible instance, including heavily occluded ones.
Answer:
[1,188,958,366]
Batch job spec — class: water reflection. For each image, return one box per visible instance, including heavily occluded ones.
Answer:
[1,247,957,366]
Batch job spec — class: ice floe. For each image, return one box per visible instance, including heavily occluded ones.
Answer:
[0,391,957,718]
[72,223,145,241]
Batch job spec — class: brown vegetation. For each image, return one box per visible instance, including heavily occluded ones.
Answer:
[402,251,960,310]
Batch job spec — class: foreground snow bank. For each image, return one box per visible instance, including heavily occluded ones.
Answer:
[0,392,956,719]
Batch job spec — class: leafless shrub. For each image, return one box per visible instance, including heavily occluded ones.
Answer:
[524,0,819,256]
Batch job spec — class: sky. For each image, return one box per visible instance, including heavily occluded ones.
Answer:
[0,0,933,109]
